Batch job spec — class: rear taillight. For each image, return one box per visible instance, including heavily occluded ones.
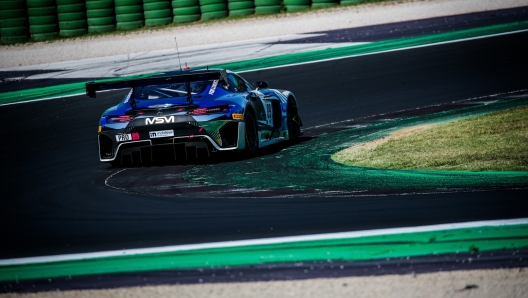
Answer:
[108,115,133,123]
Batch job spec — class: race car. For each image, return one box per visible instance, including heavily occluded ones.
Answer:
[86,69,303,166]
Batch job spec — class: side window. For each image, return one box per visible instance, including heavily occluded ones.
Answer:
[234,75,249,92]
[227,74,239,92]
[227,74,251,92]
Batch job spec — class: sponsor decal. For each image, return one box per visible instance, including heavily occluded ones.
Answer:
[232,113,244,120]
[98,126,102,133]
[145,116,175,125]
[124,90,132,103]
[208,80,219,95]
[149,130,174,138]
[131,132,140,140]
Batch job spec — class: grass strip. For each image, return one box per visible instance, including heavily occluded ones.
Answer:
[1,20,527,106]
[0,224,527,282]
[333,105,528,171]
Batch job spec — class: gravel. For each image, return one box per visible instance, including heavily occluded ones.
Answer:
[2,268,527,298]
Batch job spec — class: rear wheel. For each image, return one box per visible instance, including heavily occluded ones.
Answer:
[244,110,259,155]
[287,99,301,142]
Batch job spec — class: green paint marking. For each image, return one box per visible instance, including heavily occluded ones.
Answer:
[1,21,527,106]
[0,73,156,106]
[0,224,527,282]
[183,97,528,191]
[209,20,528,71]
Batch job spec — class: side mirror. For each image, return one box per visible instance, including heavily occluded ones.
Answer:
[255,81,269,89]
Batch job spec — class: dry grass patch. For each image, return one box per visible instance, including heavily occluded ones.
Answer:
[332,105,528,171]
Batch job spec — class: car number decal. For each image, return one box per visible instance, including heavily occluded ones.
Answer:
[149,130,174,138]
[266,102,273,126]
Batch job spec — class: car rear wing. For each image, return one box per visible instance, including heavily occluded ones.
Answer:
[85,70,229,98]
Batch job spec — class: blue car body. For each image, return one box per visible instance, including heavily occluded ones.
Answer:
[86,69,303,165]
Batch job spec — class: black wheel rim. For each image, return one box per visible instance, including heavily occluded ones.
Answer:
[246,113,258,151]
[287,101,300,139]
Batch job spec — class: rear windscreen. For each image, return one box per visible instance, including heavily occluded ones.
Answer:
[134,79,215,100]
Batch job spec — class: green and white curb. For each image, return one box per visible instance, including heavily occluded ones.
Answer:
[1,20,527,106]
[1,218,527,282]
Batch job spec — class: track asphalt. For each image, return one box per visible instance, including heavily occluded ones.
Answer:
[1,26,527,263]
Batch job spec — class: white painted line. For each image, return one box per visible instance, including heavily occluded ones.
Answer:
[0,218,526,266]
[305,89,528,129]
[0,89,116,107]
[1,28,527,107]
[238,28,528,73]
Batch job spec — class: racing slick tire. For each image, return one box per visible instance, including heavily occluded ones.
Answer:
[287,98,301,142]
[244,110,259,155]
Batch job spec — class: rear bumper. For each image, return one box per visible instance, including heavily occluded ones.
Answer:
[99,122,245,162]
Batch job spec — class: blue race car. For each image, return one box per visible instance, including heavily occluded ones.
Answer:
[86,69,303,166]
